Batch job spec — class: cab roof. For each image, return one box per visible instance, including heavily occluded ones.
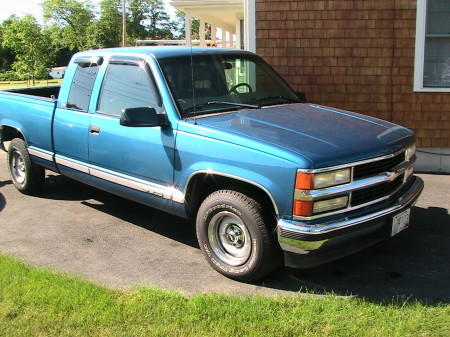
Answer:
[74,46,255,60]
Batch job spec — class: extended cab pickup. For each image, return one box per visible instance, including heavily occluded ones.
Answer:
[0,47,424,281]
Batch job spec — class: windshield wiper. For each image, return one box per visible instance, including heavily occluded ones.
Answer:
[253,95,299,105]
[183,101,260,113]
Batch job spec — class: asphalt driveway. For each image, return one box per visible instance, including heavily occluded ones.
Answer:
[0,149,449,303]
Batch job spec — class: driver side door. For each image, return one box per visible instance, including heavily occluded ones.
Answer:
[88,56,176,212]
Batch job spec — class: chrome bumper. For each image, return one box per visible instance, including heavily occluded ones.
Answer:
[277,176,424,268]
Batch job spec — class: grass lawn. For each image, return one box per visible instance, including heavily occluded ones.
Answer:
[0,253,448,337]
[0,80,62,90]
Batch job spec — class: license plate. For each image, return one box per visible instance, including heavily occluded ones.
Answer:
[391,209,411,237]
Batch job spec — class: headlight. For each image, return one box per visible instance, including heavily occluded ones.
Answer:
[296,168,351,190]
[406,145,416,161]
[293,195,349,216]
[314,169,351,189]
[313,196,349,214]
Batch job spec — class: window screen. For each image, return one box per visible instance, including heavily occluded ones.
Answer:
[423,0,450,87]
[66,64,100,111]
[98,63,159,116]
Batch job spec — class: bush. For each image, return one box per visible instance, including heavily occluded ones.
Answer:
[0,71,22,81]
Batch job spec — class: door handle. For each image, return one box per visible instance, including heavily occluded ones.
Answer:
[90,125,100,135]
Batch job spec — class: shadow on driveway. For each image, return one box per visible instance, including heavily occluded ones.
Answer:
[258,206,450,305]
[5,173,450,304]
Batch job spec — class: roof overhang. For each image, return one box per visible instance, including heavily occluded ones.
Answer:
[170,0,244,33]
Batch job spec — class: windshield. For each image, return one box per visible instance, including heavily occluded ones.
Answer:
[158,53,302,118]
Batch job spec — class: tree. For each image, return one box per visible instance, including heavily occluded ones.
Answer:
[145,0,175,39]
[2,15,54,83]
[127,0,175,43]
[0,16,17,76]
[86,0,122,48]
[174,10,185,39]
[42,0,95,51]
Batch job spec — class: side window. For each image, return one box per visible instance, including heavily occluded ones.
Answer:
[98,63,160,116]
[66,63,100,111]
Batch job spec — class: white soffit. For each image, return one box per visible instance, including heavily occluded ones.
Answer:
[170,0,244,33]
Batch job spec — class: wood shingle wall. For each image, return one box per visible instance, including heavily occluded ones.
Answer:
[256,0,450,148]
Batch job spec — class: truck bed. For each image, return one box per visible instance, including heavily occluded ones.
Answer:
[4,85,60,99]
[0,86,58,155]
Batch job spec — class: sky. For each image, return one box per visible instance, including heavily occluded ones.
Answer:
[0,0,176,23]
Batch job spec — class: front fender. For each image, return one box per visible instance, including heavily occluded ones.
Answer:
[173,130,303,217]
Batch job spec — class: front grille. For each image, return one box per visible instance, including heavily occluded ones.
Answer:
[351,174,404,206]
[353,152,405,179]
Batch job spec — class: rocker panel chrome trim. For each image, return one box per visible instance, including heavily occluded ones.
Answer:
[48,152,184,203]
[28,146,54,162]
[90,166,184,203]
[55,155,89,174]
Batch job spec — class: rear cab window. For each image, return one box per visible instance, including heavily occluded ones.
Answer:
[66,56,103,111]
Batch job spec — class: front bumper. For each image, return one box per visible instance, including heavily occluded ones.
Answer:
[277,176,424,268]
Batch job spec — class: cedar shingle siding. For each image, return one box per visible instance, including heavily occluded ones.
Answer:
[255,0,449,148]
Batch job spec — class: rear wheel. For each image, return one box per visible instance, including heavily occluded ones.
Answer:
[196,190,281,282]
[7,138,45,195]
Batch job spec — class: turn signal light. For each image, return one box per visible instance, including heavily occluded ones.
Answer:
[295,172,314,190]
[293,200,313,217]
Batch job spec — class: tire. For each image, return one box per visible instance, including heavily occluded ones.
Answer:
[7,138,45,195]
[196,190,281,282]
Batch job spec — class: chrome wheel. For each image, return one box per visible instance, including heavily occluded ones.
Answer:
[197,190,281,281]
[10,150,26,184]
[208,211,252,266]
[7,138,45,195]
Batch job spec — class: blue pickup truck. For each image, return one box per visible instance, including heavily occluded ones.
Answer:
[0,47,424,281]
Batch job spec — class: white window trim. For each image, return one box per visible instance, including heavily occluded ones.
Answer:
[414,0,450,92]
[244,0,256,52]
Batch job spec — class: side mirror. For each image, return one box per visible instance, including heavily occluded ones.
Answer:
[296,91,307,103]
[120,107,170,128]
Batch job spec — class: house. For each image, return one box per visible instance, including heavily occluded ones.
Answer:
[48,66,66,79]
[170,0,450,173]
[170,0,248,49]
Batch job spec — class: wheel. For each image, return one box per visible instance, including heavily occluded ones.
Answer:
[7,138,45,195]
[228,82,253,94]
[196,190,281,282]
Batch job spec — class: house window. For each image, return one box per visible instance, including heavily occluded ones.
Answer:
[414,0,450,92]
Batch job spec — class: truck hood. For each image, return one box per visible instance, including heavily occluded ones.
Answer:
[195,103,414,168]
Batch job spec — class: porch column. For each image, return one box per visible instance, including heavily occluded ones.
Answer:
[236,19,241,49]
[222,29,227,48]
[199,19,205,46]
[185,12,192,46]
[211,25,217,44]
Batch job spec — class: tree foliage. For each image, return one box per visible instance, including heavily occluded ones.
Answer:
[126,0,174,42]
[0,0,182,79]
[87,0,122,48]
[2,15,54,82]
[42,0,95,51]
[0,16,17,77]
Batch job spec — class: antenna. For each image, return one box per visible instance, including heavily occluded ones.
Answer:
[122,0,126,47]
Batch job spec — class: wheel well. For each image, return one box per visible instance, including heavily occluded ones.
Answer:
[0,125,25,150]
[184,173,277,221]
